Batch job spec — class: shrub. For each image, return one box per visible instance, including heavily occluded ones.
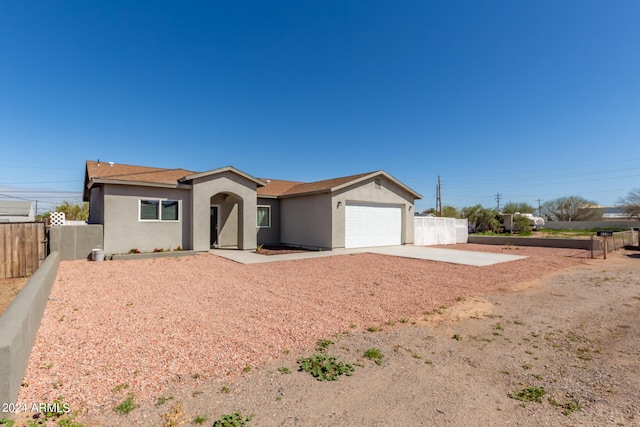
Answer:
[299,354,354,381]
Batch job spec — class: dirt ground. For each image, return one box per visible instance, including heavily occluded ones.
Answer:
[0,277,27,315]
[8,247,640,426]
[138,250,639,427]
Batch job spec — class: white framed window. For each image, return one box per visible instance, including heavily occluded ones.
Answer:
[139,199,180,221]
[257,205,270,227]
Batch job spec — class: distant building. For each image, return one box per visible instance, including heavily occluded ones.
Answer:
[0,200,35,223]
[602,206,629,220]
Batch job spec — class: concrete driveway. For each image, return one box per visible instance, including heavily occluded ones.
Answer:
[210,245,526,267]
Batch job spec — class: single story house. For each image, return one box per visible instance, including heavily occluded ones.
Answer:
[0,200,35,223]
[83,160,422,254]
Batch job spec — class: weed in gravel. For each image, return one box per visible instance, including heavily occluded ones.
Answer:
[500,370,510,375]
[192,391,203,397]
[549,397,582,415]
[452,334,462,341]
[242,365,252,373]
[156,395,174,406]
[399,317,409,323]
[363,347,384,365]
[509,387,546,403]
[456,296,465,301]
[366,325,379,333]
[298,354,355,381]
[522,364,532,370]
[277,367,291,374]
[212,412,253,427]
[494,323,503,330]
[193,414,208,424]
[412,353,422,359]
[111,383,129,392]
[0,419,13,426]
[220,385,230,393]
[191,372,201,379]
[114,394,137,415]
[161,402,185,427]
[577,348,592,360]
[316,339,334,352]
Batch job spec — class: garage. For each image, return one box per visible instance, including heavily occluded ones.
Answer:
[345,202,402,248]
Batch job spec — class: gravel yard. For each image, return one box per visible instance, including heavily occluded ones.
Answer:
[16,244,589,423]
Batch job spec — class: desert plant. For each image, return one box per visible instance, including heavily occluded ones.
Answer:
[212,412,253,427]
[193,414,208,424]
[363,347,384,365]
[298,354,355,381]
[509,387,546,403]
[156,395,174,406]
[114,394,137,414]
[315,339,333,352]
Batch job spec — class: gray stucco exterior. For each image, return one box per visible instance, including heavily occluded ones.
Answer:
[256,197,281,245]
[84,161,421,254]
[191,170,259,251]
[100,185,192,254]
[331,175,415,248]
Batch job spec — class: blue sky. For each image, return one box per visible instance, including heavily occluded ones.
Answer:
[1,1,639,214]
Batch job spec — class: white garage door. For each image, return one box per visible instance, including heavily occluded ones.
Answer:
[345,203,402,248]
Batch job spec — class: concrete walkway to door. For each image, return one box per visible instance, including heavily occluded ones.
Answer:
[210,245,526,267]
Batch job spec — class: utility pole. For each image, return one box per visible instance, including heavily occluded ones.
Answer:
[436,176,442,217]
[495,193,502,212]
[536,199,543,217]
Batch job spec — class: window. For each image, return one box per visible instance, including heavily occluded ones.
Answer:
[140,200,159,220]
[257,205,270,227]
[139,199,180,221]
[161,200,179,221]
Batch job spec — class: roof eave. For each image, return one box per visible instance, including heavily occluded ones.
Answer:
[182,166,265,187]
[89,178,192,190]
[330,171,423,200]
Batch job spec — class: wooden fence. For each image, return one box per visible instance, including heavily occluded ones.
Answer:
[0,222,47,279]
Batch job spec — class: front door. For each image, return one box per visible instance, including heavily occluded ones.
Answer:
[210,206,219,248]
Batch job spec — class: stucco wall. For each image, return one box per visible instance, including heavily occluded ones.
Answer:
[192,172,258,251]
[331,176,416,248]
[0,252,59,406]
[87,186,104,224]
[257,198,280,245]
[281,193,332,249]
[49,224,104,260]
[543,220,640,230]
[103,185,192,254]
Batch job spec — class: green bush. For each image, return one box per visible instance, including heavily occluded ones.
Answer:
[298,354,354,381]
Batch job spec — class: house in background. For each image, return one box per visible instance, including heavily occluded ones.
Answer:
[83,160,421,254]
[0,200,35,223]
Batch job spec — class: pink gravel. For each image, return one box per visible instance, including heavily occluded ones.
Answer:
[18,245,588,416]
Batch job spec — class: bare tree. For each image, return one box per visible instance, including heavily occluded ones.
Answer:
[542,196,600,221]
[502,201,535,214]
[618,188,640,219]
